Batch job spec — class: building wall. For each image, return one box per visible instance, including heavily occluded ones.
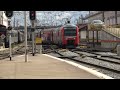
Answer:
[104,11,115,26]
[0,11,8,27]
[117,11,120,24]
[80,31,86,39]
[88,13,102,23]
[101,30,120,49]
[0,11,2,24]
[84,11,120,26]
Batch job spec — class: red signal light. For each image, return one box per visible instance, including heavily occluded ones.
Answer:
[29,11,36,20]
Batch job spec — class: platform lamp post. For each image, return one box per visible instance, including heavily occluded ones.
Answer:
[115,11,118,25]
[102,11,104,22]
[24,11,28,62]
[5,11,13,61]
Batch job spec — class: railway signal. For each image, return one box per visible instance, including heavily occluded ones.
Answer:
[29,11,36,20]
[5,11,13,18]
[0,34,6,40]
[5,11,13,61]
[31,28,35,56]
[8,26,12,30]
[7,20,12,61]
[29,11,36,56]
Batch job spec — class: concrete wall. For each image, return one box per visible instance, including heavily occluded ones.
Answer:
[80,31,86,39]
[101,30,120,48]
[88,30,101,40]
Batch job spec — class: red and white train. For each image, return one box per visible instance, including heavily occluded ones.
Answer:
[41,23,80,48]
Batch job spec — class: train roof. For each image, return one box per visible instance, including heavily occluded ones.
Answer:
[63,24,77,28]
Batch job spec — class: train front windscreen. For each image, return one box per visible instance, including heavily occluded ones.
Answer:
[64,27,76,36]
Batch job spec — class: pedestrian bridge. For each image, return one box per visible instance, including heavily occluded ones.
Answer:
[15,25,62,30]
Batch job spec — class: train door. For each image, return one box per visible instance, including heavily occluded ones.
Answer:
[76,26,80,45]
[46,30,50,44]
[59,29,62,45]
[57,28,59,44]
[51,30,53,44]
[53,30,55,44]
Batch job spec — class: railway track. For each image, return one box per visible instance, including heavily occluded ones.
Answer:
[73,48,120,60]
[0,45,25,60]
[70,48,120,64]
[0,41,42,60]
[72,51,120,65]
[43,45,120,74]
[69,50,120,73]
[42,45,59,54]
[57,50,120,73]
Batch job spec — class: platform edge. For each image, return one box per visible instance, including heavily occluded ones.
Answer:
[43,54,114,79]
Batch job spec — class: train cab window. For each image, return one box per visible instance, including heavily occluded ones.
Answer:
[64,27,76,36]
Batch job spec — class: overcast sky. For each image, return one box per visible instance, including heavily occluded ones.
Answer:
[11,11,89,26]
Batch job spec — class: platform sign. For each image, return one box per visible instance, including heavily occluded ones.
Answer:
[35,37,42,44]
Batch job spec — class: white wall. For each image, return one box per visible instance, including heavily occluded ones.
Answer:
[3,11,8,27]
[0,11,8,27]
[80,31,86,39]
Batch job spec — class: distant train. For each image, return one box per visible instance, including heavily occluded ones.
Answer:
[0,24,24,48]
[42,23,80,48]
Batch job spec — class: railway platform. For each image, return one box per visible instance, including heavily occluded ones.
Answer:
[0,54,112,79]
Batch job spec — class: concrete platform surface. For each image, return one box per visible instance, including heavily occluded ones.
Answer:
[0,54,102,79]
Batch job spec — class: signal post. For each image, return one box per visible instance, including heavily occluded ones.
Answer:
[5,11,13,61]
[29,11,36,56]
